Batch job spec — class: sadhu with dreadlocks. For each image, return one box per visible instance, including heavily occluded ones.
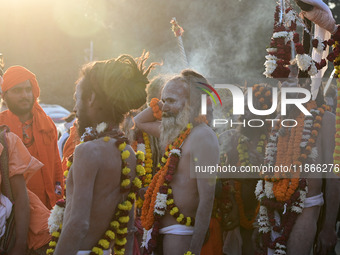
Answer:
[53,53,157,255]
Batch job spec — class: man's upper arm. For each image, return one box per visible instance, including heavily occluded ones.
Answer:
[192,130,219,197]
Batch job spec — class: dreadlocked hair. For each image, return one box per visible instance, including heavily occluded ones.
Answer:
[79,51,158,124]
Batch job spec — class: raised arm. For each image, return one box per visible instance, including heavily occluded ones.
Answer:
[54,143,99,255]
[189,127,219,254]
[134,100,162,138]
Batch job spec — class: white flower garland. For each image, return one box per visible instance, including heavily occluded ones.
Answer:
[137,143,146,155]
[154,192,168,216]
[96,122,107,134]
[48,204,65,234]
[170,149,181,157]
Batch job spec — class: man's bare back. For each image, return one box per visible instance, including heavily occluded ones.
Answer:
[56,138,136,254]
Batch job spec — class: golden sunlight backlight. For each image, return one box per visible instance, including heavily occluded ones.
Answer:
[53,0,107,38]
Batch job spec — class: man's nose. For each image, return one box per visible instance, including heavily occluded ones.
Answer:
[162,103,169,112]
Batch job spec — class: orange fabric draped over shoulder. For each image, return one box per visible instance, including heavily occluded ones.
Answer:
[0,66,64,209]
[61,123,80,172]
[5,132,51,250]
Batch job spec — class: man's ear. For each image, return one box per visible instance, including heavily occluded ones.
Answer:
[89,91,96,107]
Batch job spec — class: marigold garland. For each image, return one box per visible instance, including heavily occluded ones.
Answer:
[141,124,193,254]
[257,102,327,255]
[46,124,145,255]
[150,98,162,120]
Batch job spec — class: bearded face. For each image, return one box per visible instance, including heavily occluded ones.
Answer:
[159,80,190,149]
[4,80,34,116]
[160,102,191,149]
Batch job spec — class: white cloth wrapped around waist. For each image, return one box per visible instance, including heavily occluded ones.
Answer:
[142,224,194,251]
[0,194,13,238]
[159,224,194,235]
[76,250,111,255]
[304,192,324,208]
[267,193,324,255]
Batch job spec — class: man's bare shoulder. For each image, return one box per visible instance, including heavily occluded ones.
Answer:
[73,138,120,167]
[190,124,219,145]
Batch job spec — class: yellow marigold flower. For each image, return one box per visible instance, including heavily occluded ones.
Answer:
[64,170,69,178]
[121,179,131,187]
[92,247,104,255]
[110,221,120,229]
[128,192,136,200]
[176,213,184,223]
[98,239,110,249]
[118,201,132,211]
[133,178,142,189]
[115,238,127,246]
[145,163,153,169]
[118,142,127,151]
[66,161,72,168]
[136,197,143,208]
[52,231,60,238]
[166,199,174,205]
[122,167,131,175]
[105,230,115,240]
[184,252,194,255]
[165,151,169,157]
[167,188,172,195]
[186,217,191,226]
[169,145,173,150]
[121,150,130,160]
[161,157,167,163]
[49,241,57,247]
[46,248,54,254]
[187,123,193,129]
[119,216,129,223]
[103,136,110,142]
[146,152,152,158]
[136,151,145,161]
[170,207,179,215]
[136,165,146,176]
[114,248,125,255]
[117,227,128,234]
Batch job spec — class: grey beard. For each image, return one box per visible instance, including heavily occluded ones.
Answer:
[160,104,190,149]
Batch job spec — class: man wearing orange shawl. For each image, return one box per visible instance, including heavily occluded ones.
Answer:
[5,130,51,254]
[0,66,63,209]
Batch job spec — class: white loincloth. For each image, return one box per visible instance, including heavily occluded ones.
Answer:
[304,193,324,208]
[76,250,111,255]
[159,224,194,235]
[142,224,194,252]
[267,193,324,255]
[0,194,12,238]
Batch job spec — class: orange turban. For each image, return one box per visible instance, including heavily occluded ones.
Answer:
[2,66,40,99]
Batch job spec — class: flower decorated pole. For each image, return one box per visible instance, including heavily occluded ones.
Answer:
[170,17,189,67]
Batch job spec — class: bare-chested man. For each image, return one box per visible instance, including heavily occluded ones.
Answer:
[254,78,340,255]
[54,54,156,255]
[135,69,219,255]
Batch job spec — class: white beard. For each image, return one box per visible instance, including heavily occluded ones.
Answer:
[160,103,191,149]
